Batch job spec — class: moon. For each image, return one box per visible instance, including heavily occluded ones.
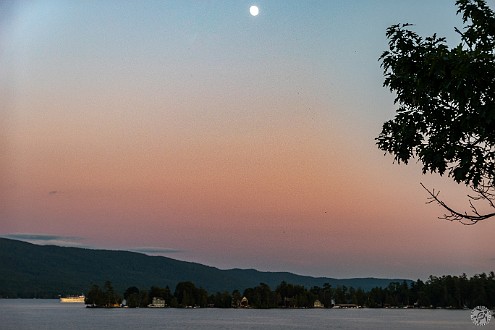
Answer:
[249,5,259,16]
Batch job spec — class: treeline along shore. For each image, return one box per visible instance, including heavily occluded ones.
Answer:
[2,238,493,309]
[86,273,495,309]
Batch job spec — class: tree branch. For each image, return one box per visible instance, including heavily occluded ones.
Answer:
[454,26,474,50]
[420,182,495,225]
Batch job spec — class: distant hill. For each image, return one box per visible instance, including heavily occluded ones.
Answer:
[0,238,411,298]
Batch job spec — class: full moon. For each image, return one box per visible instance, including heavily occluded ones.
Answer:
[249,5,259,16]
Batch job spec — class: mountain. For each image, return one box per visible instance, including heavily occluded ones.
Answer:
[0,238,411,298]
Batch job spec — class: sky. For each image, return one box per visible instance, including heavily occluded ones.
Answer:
[1,0,494,280]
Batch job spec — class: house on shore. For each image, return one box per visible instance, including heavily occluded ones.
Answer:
[313,299,324,308]
[148,297,166,308]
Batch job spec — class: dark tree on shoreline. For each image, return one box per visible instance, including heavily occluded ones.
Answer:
[88,272,495,309]
[85,281,121,307]
[377,0,495,224]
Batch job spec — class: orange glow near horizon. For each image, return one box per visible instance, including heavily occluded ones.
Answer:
[1,0,493,279]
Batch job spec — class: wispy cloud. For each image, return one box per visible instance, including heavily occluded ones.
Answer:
[1,234,184,255]
[1,233,86,248]
[129,246,185,255]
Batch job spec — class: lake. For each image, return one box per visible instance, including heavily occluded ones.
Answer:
[0,300,479,329]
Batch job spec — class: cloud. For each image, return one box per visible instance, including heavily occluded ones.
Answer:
[1,234,184,255]
[129,246,185,255]
[1,233,86,247]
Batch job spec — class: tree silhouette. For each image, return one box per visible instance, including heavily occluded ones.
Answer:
[377,0,495,224]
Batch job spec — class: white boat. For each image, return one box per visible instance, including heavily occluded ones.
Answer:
[60,295,85,303]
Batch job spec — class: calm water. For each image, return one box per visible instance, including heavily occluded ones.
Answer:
[0,300,479,329]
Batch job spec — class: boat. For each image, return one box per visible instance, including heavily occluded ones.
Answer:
[60,295,85,303]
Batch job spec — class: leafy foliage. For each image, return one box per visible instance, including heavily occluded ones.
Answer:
[378,0,495,187]
[377,0,495,223]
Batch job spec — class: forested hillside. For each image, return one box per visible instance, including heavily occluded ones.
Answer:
[0,238,407,298]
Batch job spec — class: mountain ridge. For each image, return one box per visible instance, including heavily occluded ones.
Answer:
[0,238,411,298]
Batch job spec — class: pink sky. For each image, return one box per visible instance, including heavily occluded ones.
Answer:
[1,1,493,279]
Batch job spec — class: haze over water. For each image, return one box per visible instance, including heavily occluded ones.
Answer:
[1,1,493,280]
